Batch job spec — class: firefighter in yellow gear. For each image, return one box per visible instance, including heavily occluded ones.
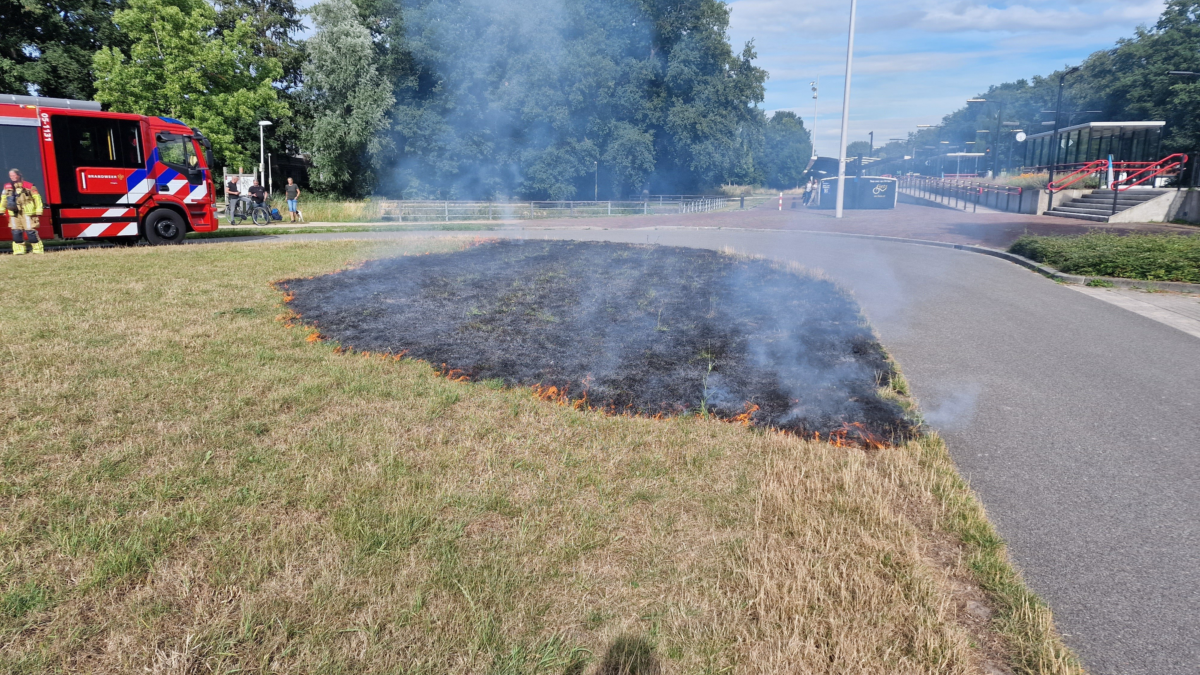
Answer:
[4,168,44,255]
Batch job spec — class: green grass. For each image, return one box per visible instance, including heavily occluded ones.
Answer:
[0,240,1081,674]
[1010,232,1200,283]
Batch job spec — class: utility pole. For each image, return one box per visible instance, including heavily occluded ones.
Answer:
[834,0,858,219]
[810,78,819,158]
[868,131,873,156]
[594,161,598,201]
[1047,66,1080,192]
[994,100,1004,178]
[257,120,273,186]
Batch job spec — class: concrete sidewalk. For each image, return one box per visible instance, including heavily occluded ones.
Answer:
[1070,286,1200,339]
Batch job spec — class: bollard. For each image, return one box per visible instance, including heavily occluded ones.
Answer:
[740,195,745,209]
[778,192,783,210]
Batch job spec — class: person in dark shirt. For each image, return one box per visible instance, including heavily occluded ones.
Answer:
[226,178,248,221]
[248,179,266,206]
[284,178,302,222]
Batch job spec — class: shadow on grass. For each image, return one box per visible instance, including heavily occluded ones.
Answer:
[597,635,660,675]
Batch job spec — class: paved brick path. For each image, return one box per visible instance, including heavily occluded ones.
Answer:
[520,199,1198,249]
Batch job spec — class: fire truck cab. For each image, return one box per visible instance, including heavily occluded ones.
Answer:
[0,94,217,246]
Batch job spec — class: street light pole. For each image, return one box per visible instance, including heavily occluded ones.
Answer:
[1047,66,1080,192]
[834,0,859,219]
[594,161,598,201]
[257,120,273,187]
[810,78,819,158]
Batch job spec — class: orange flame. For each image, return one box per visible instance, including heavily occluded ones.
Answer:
[730,403,760,426]
[821,422,888,450]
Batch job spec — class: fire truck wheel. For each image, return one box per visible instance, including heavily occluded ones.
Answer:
[144,210,187,245]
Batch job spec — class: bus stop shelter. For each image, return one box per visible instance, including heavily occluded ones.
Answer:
[943,152,985,177]
[1023,121,1164,172]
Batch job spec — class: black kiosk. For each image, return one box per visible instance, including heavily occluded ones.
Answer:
[815,176,897,210]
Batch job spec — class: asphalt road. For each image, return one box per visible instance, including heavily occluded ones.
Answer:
[236,227,1199,673]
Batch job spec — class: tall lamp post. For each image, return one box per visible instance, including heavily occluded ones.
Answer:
[258,120,273,191]
[834,0,859,218]
[809,78,819,158]
[1046,66,1080,192]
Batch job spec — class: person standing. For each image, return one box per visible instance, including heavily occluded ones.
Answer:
[226,176,244,221]
[284,178,302,222]
[4,169,44,255]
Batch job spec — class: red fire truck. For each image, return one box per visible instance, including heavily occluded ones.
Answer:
[0,94,217,246]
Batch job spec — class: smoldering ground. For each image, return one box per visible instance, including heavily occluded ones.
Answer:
[281,241,912,441]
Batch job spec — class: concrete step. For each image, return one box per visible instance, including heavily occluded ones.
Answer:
[1052,205,1120,216]
[1044,209,1109,222]
[1073,199,1157,210]
[1061,199,1144,212]
[1089,190,1169,199]
[1077,193,1162,202]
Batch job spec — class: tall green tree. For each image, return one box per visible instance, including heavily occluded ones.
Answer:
[1083,0,1200,152]
[303,0,395,196]
[93,0,288,169]
[212,0,308,165]
[0,0,127,99]
[761,111,811,189]
[386,0,767,200]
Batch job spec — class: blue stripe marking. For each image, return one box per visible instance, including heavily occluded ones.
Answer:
[125,168,147,190]
[156,116,186,126]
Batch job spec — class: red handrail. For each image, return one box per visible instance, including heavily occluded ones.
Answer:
[1048,160,1109,192]
[1110,153,1187,191]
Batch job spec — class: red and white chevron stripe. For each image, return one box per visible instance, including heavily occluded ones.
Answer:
[61,208,139,238]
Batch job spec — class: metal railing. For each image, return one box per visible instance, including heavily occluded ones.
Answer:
[1102,153,1188,214]
[378,197,729,222]
[898,175,1025,213]
[1048,155,1187,193]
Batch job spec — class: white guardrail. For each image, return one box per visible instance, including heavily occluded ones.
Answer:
[378,197,730,222]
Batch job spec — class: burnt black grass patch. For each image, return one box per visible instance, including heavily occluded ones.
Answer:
[280,241,911,442]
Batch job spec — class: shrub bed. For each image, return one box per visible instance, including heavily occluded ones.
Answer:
[1009,232,1200,283]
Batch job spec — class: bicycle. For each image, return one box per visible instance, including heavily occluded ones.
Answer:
[228,197,271,226]
[248,202,271,225]
[227,196,253,225]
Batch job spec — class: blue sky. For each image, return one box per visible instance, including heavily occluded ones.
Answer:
[724,0,1167,155]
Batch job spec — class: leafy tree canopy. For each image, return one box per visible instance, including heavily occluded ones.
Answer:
[761,111,811,189]
[0,0,127,99]
[93,0,289,169]
[303,0,395,196]
[382,0,767,199]
[845,140,871,158]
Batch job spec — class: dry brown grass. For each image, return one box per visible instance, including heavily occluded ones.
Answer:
[0,240,1080,674]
